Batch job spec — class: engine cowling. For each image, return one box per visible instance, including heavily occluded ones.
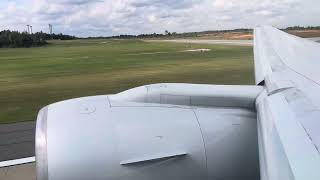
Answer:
[36,84,261,180]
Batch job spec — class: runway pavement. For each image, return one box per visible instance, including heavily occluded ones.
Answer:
[146,39,253,46]
[0,121,35,162]
[147,37,320,46]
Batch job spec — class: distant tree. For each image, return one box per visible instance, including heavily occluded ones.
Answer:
[0,30,77,48]
[46,33,76,40]
[0,30,47,48]
[0,30,11,47]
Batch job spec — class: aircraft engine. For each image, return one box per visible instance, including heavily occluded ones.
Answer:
[36,84,262,180]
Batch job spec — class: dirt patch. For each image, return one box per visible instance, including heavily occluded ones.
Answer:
[287,30,320,38]
[189,30,320,40]
[229,34,253,40]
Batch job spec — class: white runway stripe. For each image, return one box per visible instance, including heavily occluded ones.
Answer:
[0,157,35,168]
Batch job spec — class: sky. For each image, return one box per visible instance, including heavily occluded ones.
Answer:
[0,0,319,37]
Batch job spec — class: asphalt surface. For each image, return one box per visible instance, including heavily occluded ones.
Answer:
[0,121,35,161]
[147,37,320,46]
[147,39,253,46]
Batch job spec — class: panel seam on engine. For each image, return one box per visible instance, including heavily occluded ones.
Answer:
[191,108,209,180]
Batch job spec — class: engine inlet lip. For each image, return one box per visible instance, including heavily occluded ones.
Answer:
[35,106,49,180]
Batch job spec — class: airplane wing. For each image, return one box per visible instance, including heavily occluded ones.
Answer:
[254,26,320,180]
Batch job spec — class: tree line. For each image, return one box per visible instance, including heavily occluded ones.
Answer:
[0,30,76,48]
[87,33,168,39]
[284,26,320,30]
[87,26,320,40]
[45,33,76,40]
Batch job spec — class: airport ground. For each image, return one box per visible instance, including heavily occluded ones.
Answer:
[0,39,254,124]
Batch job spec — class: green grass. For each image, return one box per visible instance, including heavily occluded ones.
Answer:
[0,39,254,124]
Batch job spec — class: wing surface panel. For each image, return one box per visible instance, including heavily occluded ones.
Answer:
[255,26,320,180]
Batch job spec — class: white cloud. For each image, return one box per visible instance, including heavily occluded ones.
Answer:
[148,14,156,22]
[0,0,319,37]
[219,15,233,21]
[254,10,273,16]
[7,3,18,13]
[213,0,234,10]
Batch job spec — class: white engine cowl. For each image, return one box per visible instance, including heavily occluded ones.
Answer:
[36,84,262,180]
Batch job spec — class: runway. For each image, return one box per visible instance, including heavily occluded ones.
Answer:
[0,162,35,180]
[146,39,253,46]
[147,37,320,46]
[0,122,36,180]
[0,121,35,162]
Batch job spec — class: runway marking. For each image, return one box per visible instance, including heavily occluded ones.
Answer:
[0,157,35,168]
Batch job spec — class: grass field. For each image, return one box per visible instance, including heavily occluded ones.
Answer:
[0,39,254,124]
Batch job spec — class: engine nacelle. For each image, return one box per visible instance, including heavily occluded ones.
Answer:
[36,84,262,180]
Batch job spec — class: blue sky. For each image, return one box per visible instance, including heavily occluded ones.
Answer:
[0,0,319,37]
